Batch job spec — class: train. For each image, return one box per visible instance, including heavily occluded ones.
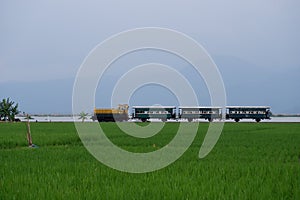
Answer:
[93,104,129,122]
[93,104,271,122]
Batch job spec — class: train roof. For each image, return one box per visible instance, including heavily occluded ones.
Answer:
[132,106,176,108]
[226,106,270,109]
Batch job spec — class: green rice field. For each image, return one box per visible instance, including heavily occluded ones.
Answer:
[1,122,300,199]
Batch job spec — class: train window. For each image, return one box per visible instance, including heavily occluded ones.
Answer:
[159,111,166,114]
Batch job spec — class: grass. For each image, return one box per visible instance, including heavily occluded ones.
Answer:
[0,122,300,199]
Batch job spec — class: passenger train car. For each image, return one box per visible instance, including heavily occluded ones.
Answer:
[226,106,271,122]
[132,106,176,122]
[93,105,271,122]
[178,107,222,122]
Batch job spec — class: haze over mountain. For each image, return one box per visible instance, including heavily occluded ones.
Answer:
[1,1,299,114]
[1,55,298,114]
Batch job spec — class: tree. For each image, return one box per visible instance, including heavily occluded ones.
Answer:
[0,98,20,122]
[79,112,88,122]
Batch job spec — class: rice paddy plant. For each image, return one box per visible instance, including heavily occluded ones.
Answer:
[0,122,299,199]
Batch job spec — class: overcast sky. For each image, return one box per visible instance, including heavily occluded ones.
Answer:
[1,0,299,114]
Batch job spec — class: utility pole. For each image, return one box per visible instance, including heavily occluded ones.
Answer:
[26,114,33,147]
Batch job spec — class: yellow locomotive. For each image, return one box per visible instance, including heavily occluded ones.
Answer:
[93,104,129,122]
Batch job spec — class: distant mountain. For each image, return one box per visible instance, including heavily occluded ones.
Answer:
[0,78,74,114]
[1,55,299,114]
[213,55,300,114]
